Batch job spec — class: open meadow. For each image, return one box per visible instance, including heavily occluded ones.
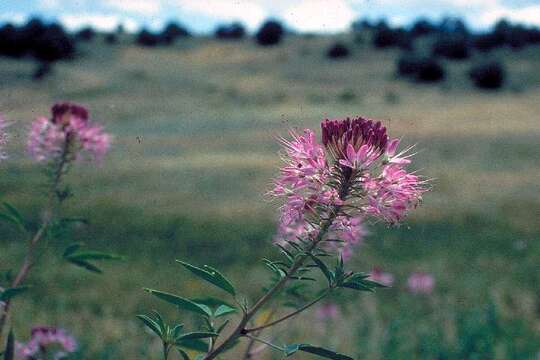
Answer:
[1,32,539,358]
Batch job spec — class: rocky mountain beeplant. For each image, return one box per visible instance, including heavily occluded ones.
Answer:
[0,102,119,357]
[140,117,428,360]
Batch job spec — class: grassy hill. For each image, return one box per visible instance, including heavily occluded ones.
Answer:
[1,34,539,358]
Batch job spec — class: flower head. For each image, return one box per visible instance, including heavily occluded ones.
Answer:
[15,326,77,359]
[368,267,394,287]
[322,117,388,169]
[316,303,339,321]
[28,102,111,163]
[407,272,435,294]
[272,117,428,260]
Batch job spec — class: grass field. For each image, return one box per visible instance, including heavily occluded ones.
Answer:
[1,33,539,359]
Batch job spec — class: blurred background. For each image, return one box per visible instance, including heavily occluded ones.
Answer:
[0,0,539,358]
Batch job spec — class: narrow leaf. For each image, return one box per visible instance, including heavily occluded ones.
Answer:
[144,289,212,317]
[67,259,103,273]
[176,260,236,296]
[177,348,191,360]
[177,332,218,341]
[176,338,208,352]
[0,286,29,302]
[285,344,353,360]
[136,315,163,337]
[214,304,237,318]
[3,329,14,360]
[66,251,124,261]
[309,255,333,285]
[63,242,83,257]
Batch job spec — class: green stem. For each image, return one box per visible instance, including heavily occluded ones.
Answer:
[243,334,283,353]
[203,167,353,360]
[244,289,331,333]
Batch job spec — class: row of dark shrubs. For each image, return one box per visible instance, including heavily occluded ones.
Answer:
[0,19,75,62]
[135,20,283,47]
[369,18,540,58]
[397,55,506,89]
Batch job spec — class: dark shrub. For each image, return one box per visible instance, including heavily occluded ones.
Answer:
[161,22,190,44]
[411,19,437,37]
[0,24,26,57]
[432,35,469,60]
[136,29,161,47]
[396,54,424,77]
[326,42,350,59]
[19,18,47,50]
[76,27,95,41]
[416,58,445,82]
[473,33,502,52]
[438,17,469,36]
[32,61,53,80]
[351,18,374,32]
[32,24,75,62]
[215,22,245,40]
[372,26,411,49]
[526,27,540,44]
[469,62,505,89]
[255,20,284,46]
[104,33,117,44]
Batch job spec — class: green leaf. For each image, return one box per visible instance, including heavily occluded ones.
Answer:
[214,304,237,318]
[64,247,123,274]
[310,255,334,286]
[63,242,84,257]
[176,260,236,296]
[66,259,103,273]
[66,251,124,261]
[284,344,353,359]
[3,329,14,360]
[136,315,163,338]
[176,339,208,352]
[177,348,191,360]
[0,213,25,233]
[0,286,29,302]
[144,289,212,317]
[216,319,230,334]
[172,324,184,340]
[190,297,234,309]
[2,203,27,232]
[177,332,218,341]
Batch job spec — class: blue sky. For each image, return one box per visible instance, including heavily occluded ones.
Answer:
[1,0,540,33]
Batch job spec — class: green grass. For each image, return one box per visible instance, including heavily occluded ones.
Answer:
[1,33,539,358]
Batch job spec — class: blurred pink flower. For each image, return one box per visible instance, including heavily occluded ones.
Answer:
[271,117,428,260]
[316,303,339,321]
[15,326,77,359]
[368,267,394,287]
[28,102,111,163]
[0,115,8,160]
[407,272,435,294]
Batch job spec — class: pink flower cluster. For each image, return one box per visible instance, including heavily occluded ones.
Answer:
[272,117,428,259]
[368,267,395,286]
[0,115,8,161]
[15,326,77,359]
[28,102,111,163]
[316,303,339,321]
[407,272,435,294]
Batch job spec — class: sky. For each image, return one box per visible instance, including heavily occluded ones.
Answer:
[1,0,540,33]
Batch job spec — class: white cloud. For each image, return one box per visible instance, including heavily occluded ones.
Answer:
[59,14,138,32]
[0,12,27,24]
[175,0,267,29]
[39,0,60,10]
[478,4,540,26]
[103,0,162,16]
[283,0,356,33]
